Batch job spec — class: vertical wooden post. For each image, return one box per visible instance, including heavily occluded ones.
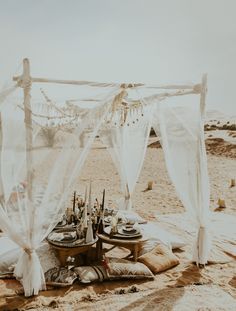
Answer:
[200,73,207,117]
[22,58,33,202]
[196,73,209,264]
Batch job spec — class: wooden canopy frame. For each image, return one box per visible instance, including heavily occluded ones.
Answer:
[13,59,207,111]
[11,58,207,206]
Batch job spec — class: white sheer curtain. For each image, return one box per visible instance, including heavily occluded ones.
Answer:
[0,85,18,110]
[152,96,211,265]
[100,102,154,210]
[0,87,120,296]
[0,85,19,206]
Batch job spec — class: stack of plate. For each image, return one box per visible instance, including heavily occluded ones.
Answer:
[104,226,142,239]
[47,229,78,247]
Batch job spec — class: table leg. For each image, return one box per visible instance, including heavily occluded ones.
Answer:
[56,249,69,266]
[133,244,138,262]
[96,239,103,261]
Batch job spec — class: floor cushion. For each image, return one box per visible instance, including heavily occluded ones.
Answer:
[116,210,147,224]
[74,265,108,283]
[106,257,154,280]
[0,236,60,277]
[138,244,179,274]
[45,267,77,287]
[0,237,21,275]
[139,222,186,255]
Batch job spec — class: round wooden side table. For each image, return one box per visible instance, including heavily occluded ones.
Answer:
[96,233,147,262]
[47,237,98,266]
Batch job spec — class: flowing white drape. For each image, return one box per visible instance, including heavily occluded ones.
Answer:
[0,85,18,110]
[152,96,211,265]
[0,87,120,296]
[100,102,154,210]
[0,78,211,298]
[0,85,18,200]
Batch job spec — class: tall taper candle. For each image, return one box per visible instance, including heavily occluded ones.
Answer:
[84,185,88,206]
[73,191,76,212]
[101,189,105,211]
[88,180,92,214]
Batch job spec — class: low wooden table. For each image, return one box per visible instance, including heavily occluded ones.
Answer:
[96,233,147,262]
[47,237,98,266]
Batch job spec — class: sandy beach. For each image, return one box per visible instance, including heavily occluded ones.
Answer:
[0,127,235,311]
[0,0,235,308]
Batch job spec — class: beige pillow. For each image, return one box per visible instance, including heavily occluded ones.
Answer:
[74,265,108,283]
[106,257,154,280]
[138,244,179,274]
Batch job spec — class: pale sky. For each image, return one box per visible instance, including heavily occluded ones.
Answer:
[0,0,235,115]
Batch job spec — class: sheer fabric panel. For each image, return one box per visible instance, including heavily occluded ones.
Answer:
[152,96,211,265]
[0,87,120,296]
[100,103,154,210]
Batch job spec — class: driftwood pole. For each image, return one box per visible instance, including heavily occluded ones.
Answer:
[200,73,207,117]
[22,58,33,202]
[195,73,208,264]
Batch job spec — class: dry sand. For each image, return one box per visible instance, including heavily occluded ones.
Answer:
[0,131,235,310]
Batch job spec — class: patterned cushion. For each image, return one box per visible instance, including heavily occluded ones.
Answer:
[74,265,108,283]
[45,267,77,286]
[138,244,179,274]
[106,257,154,280]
